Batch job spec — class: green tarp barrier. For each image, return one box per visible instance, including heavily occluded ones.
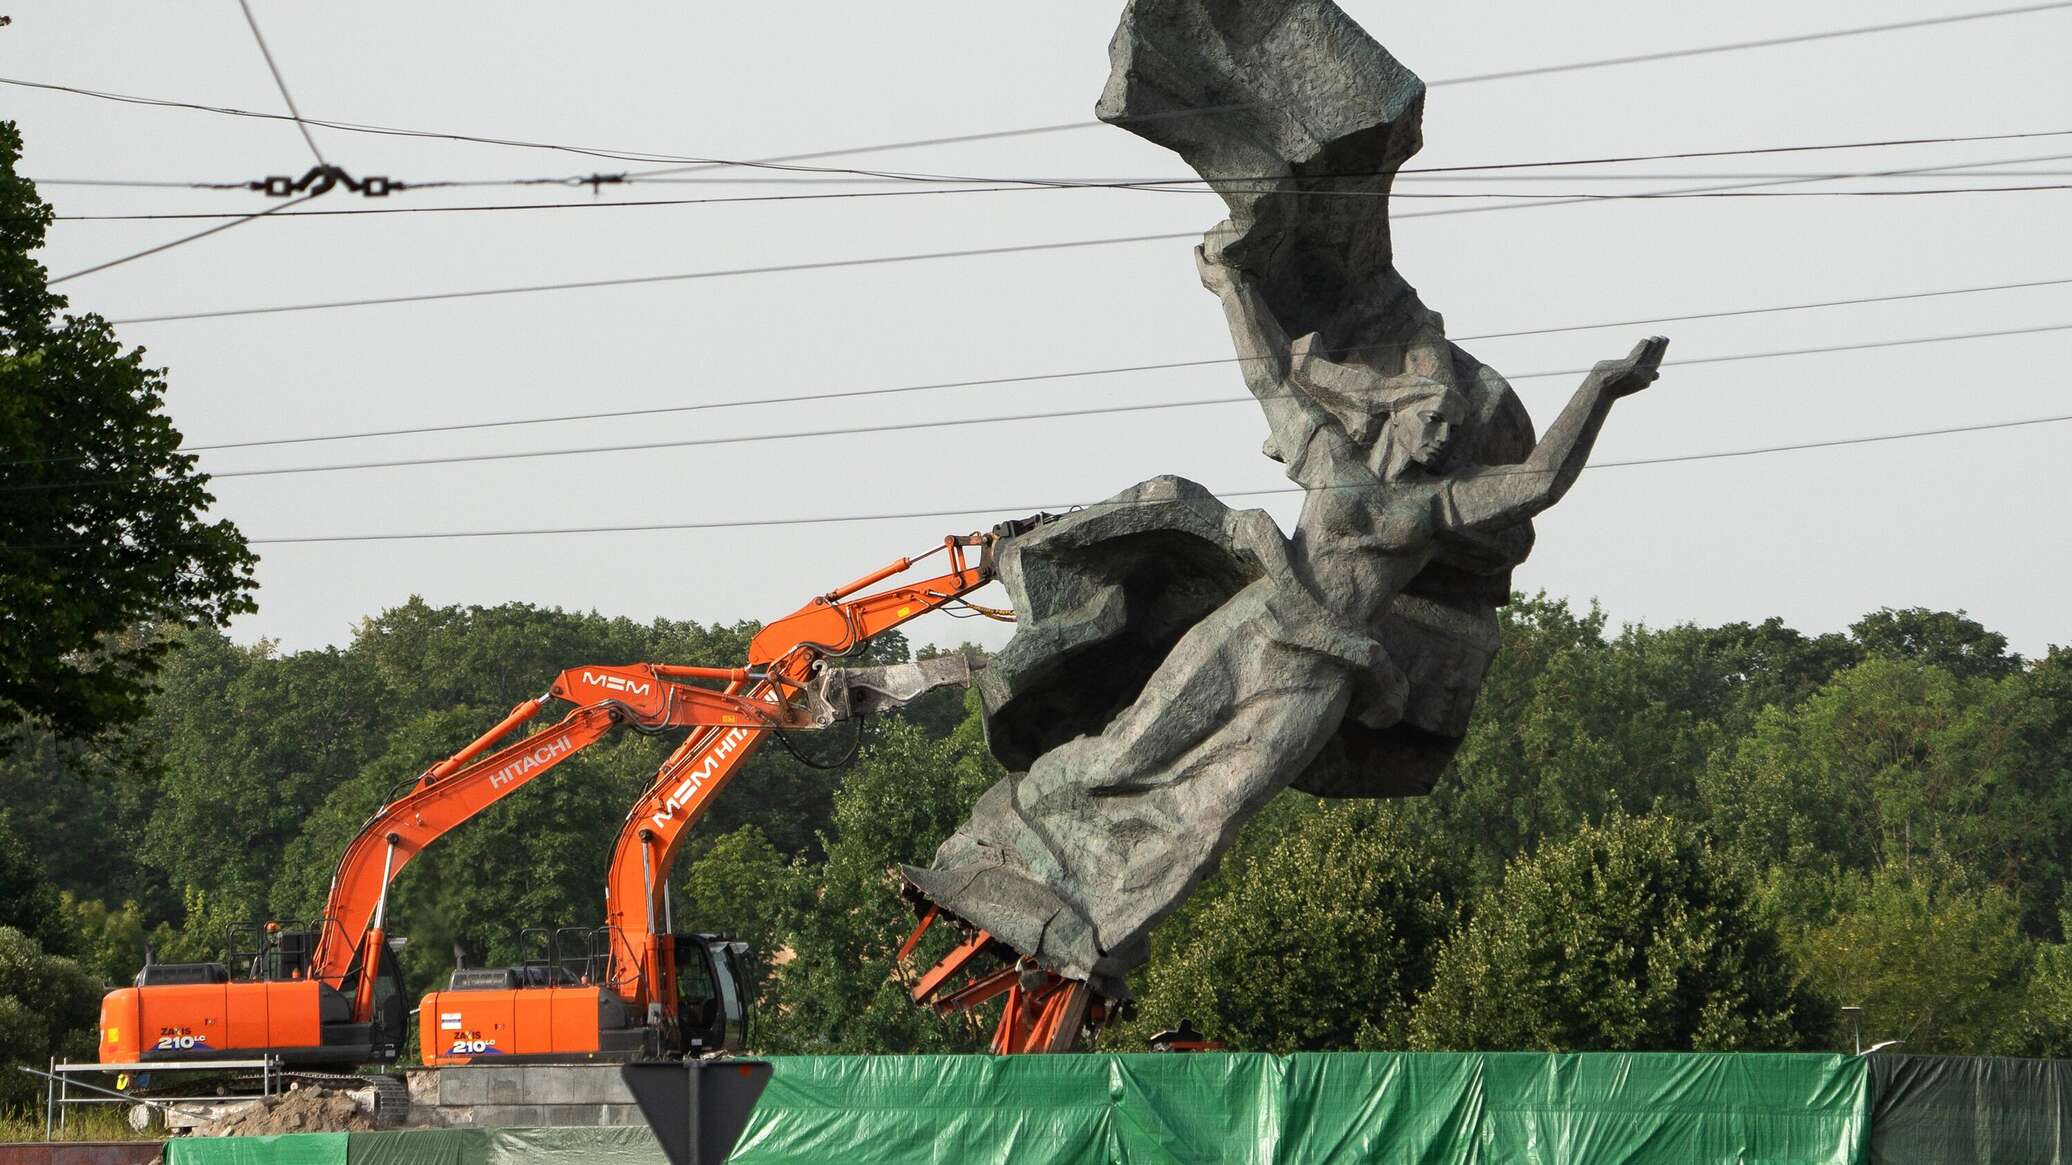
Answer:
[343,1128,666,1165]
[731,1053,1869,1164]
[157,1051,1890,1164]
[339,1130,473,1165]
[165,1132,346,1165]
[1869,1055,2072,1164]
[1278,1053,1868,1164]
[172,1130,668,1165]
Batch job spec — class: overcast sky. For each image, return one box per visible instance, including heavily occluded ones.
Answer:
[8,1,2070,661]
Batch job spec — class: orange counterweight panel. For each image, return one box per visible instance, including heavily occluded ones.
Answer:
[98,988,143,1063]
[249,980,322,1050]
[109,979,326,1061]
[128,982,225,1058]
[550,989,605,1052]
[419,988,605,1064]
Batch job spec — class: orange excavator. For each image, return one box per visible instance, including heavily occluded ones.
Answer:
[98,523,1035,1069]
[93,657,865,1068]
[416,526,1025,1063]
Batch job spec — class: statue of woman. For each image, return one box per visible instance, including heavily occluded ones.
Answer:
[906,234,1668,996]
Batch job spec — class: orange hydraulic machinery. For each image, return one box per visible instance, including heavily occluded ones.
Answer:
[98,650,915,1068]
[897,907,1115,1054]
[419,523,1041,1064]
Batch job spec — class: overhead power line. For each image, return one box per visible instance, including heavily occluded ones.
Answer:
[8,3,2071,178]
[1432,1,2072,87]
[4,269,2055,468]
[8,321,2067,493]
[16,413,2061,550]
[5,270,2065,469]
[233,0,326,166]
[11,272,2064,472]
[620,2,2072,174]
[49,191,320,284]
[37,178,2072,223]
[30,129,2072,195]
[89,147,2063,326]
[166,321,2072,481]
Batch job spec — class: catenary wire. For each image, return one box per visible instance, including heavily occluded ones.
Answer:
[616,2,2072,175]
[6,270,2058,463]
[90,147,2064,326]
[11,414,2064,550]
[30,130,2072,195]
[6,321,2066,491]
[36,179,2072,222]
[1432,1,2072,87]
[48,191,320,284]
[233,0,326,166]
[7,4,2072,179]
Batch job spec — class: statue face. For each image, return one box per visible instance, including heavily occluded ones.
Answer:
[1391,396,1468,470]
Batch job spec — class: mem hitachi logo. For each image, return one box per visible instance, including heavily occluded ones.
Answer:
[581,671,654,697]
[650,726,752,828]
[488,734,574,789]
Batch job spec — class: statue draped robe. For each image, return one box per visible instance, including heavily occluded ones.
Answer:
[905,0,1547,996]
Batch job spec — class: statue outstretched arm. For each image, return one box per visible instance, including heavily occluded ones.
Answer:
[1446,337,1668,531]
[1196,239,1337,470]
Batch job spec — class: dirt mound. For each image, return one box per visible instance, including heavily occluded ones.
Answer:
[194,1086,375,1136]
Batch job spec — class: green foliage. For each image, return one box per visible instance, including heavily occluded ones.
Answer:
[1703,656,2072,933]
[681,826,804,1001]
[1850,607,2019,678]
[2020,918,2072,1057]
[0,121,256,741]
[144,631,393,912]
[1113,802,1456,1052]
[56,894,148,986]
[763,704,1000,1053]
[1409,813,1829,1052]
[0,728,161,911]
[1787,861,2033,1054]
[1406,596,1860,893]
[0,927,99,1110]
[0,813,70,956]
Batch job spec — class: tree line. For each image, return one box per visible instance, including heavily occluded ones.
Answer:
[5,595,2070,1105]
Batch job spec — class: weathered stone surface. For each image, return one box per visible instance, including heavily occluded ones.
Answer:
[907,0,1668,997]
[978,476,1495,800]
[1096,0,1425,354]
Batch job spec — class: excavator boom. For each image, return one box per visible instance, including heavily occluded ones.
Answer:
[98,660,871,1067]
[419,528,1032,1064]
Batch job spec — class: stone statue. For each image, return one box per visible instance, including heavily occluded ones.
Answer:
[903,0,1667,1000]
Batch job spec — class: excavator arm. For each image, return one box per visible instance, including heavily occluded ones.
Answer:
[601,531,1019,1031]
[314,660,862,1009]
[415,525,1040,1065]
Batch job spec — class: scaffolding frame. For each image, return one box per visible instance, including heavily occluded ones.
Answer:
[34,1057,282,1138]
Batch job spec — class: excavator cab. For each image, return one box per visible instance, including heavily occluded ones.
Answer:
[673,934,749,1057]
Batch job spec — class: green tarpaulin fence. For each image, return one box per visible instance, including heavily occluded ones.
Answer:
[167,1133,346,1165]
[731,1053,1868,1163]
[1868,1055,2072,1164]
[158,1052,2071,1165]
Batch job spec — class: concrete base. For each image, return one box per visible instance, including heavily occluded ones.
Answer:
[403,1065,641,1129]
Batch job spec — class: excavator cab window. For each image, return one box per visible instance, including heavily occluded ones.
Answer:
[370,940,408,1057]
[136,962,231,987]
[672,935,747,1055]
[675,935,721,1046]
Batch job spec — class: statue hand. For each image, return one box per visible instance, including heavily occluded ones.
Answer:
[1195,243,1235,293]
[1591,336,1669,399]
[1196,221,1244,291]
